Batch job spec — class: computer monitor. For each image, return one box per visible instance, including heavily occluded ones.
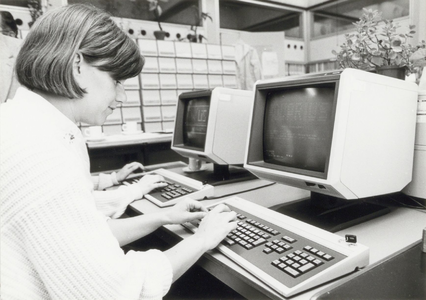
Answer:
[244,68,418,231]
[172,87,256,185]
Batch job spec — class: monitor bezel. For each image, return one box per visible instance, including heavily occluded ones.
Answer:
[246,75,340,180]
[172,89,213,153]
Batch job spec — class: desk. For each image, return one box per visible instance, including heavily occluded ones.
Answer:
[128,164,426,300]
[86,133,185,172]
[85,132,173,149]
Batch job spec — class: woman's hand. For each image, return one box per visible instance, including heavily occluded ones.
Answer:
[135,174,167,195]
[164,198,208,225]
[194,204,238,251]
[116,162,144,182]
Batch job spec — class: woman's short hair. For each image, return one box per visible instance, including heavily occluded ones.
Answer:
[15,4,144,99]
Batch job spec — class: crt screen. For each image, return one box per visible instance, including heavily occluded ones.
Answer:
[183,97,210,150]
[263,84,335,174]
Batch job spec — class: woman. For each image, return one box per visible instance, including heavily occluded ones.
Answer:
[0,4,237,299]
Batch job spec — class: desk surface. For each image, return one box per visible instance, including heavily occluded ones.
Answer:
[85,132,172,149]
[313,241,426,300]
[128,165,426,300]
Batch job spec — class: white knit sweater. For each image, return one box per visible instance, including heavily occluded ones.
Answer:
[0,88,173,299]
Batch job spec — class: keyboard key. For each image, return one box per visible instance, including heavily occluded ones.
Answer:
[284,266,301,278]
[292,263,301,269]
[279,257,289,263]
[323,254,334,261]
[252,238,267,247]
[239,240,248,246]
[222,237,235,246]
[275,247,285,254]
[161,194,171,200]
[244,244,253,250]
[283,236,296,243]
[263,248,273,254]
[283,244,292,250]
[313,259,323,266]
[317,251,325,257]
[272,259,281,266]
[298,262,315,273]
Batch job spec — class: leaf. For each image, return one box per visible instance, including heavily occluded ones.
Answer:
[371,56,383,65]
[410,48,426,61]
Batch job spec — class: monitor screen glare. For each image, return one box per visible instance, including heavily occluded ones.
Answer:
[183,97,210,150]
[263,83,336,177]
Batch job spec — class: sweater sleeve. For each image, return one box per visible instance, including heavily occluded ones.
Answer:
[93,172,118,190]
[93,184,143,218]
[5,133,172,299]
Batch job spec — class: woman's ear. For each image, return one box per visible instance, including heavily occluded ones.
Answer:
[73,53,85,87]
[73,53,82,76]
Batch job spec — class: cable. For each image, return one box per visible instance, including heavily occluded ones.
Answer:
[387,194,426,213]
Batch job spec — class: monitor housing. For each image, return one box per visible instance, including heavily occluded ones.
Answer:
[172,87,256,185]
[244,69,418,231]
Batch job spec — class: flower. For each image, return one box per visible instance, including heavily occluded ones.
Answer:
[332,8,425,75]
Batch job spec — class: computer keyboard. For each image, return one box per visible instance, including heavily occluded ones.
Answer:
[122,168,214,207]
[182,196,369,297]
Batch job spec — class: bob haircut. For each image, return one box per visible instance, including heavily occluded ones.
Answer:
[15,4,144,99]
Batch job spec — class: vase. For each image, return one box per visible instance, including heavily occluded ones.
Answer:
[187,33,198,43]
[154,30,167,40]
[375,66,406,80]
